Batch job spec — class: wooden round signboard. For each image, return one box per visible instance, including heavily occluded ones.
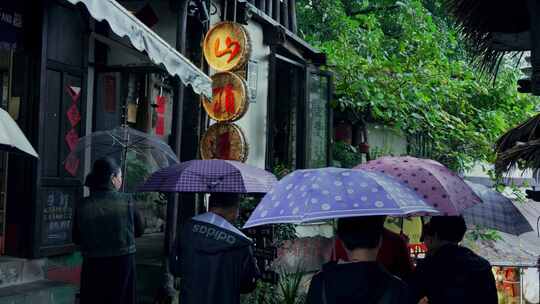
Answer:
[202,72,249,122]
[203,22,250,72]
[200,123,249,162]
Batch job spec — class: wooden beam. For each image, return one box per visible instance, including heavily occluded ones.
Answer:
[281,0,289,29]
[266,0,273,17]
[257,0,265,11]
[289,0,297,34]
[273,0,280,23]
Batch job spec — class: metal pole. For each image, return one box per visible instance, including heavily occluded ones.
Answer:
[520,267,524,304]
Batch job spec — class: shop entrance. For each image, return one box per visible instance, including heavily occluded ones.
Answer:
[93,67,175,234]
[268,52,333,171]
[269,54,306,171]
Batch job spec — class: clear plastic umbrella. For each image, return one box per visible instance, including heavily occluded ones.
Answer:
[64,125,178,192]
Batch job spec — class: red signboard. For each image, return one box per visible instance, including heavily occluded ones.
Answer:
[104,75,116,113]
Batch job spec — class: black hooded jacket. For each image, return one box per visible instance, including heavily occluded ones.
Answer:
[408,244,497,304]
[170,213,259,304]
[306,261,409,304]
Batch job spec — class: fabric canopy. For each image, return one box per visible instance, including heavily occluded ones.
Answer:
[66,0,212,98]
[0,108,38,157]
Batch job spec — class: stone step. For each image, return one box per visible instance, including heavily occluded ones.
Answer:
[0,280,76,304]
[0,257,46,288]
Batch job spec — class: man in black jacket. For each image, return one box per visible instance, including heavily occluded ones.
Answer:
[306,216,408,304]
[409,216,498,304]
[170,193,259,304]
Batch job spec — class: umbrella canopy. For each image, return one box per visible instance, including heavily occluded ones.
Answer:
[243,168,439,229]
[0,108,38,158]
[66,125,178,191]
[356,156,482,215]
[462,199,540,267]
[138,159,277,193]
[463,181,533,235]
[495,113,540,174]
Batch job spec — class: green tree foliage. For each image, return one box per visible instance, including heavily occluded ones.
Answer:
[297,0,538,171]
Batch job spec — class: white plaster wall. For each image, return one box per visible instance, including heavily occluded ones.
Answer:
[366,123,408,156]
[465,162,537,187]
[234,21,269,169]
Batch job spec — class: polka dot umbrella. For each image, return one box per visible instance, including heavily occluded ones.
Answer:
[356,156,482,216]
[243,167,440,229]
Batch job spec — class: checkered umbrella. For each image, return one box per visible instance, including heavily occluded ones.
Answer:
[137,159,277,193]
[463,181,533,235]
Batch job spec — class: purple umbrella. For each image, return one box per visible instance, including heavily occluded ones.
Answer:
[137,159,277,193]
[356,156,482,215]
[243,168,439,228]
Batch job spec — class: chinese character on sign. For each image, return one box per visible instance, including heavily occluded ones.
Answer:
[214,37,241,64]
[12,13,22,28]
[212,84,235,114]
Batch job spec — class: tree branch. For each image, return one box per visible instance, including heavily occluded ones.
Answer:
[350,4,400,16]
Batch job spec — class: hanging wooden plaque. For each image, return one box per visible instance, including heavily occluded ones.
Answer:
[200,123,248,162]
[202,72,249,122]
[203,22,251,72]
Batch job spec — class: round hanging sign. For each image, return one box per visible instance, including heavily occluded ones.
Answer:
[203,22,251,72]
[202,72,249,122]
[200,123,249,162]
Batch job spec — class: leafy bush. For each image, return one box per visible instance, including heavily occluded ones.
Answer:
[297,0,539,172]
[332,141,362,168]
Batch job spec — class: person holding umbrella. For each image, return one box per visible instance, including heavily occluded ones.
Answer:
[306,216,409,304]
[332,216,415,280]
[408,216,497,304]
[169,192,260,304]
[73,157,145,304]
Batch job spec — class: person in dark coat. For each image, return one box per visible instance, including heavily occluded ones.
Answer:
[170,193,259,304]
[307,216,409,304]
[408,216,498,304]
[332,216,415,280]
[73,157,144,304]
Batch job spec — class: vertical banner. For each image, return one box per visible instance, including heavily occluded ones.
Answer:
[64,85,81,176]
[155,95,166,136]
[104,75,116,113]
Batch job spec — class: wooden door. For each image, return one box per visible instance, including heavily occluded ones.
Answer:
[33,1,88,257]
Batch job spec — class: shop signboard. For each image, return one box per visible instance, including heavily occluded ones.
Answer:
[201,21,251,163]
[244,226,278,284]
[247,60,258,103]
[0,4,23,50]
[40,188,77,247]
[202,72,249,122]
[203,22,250,72]
[200,123,248,162]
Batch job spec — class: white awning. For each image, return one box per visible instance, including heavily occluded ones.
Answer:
[66,0,212,98]
[0,108,38,158]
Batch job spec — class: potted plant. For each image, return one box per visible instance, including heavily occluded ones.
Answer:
[358,142,370,153]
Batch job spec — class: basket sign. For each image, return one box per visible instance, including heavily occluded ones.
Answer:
[203,22,250,72]
[200,123,248,163]
[203,72,249,122]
